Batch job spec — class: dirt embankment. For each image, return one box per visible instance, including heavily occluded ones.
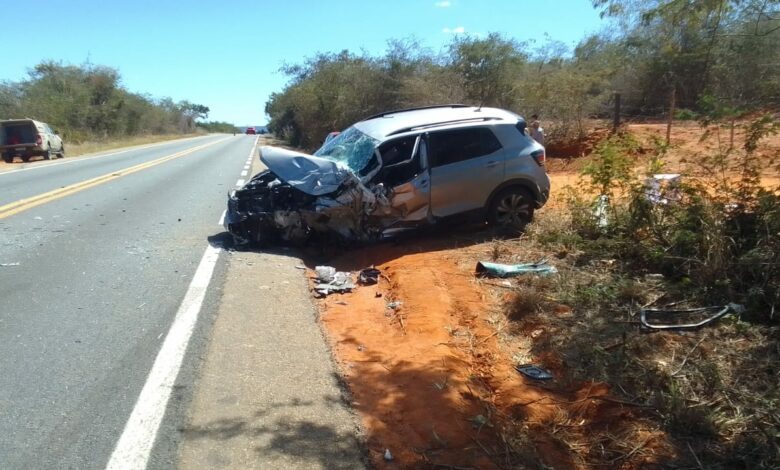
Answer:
[310,232,671,469]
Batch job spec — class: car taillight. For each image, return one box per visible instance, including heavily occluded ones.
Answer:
[36,135,42,146]
[531,149,546,167]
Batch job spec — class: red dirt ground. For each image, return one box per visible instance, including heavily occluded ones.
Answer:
[311,234,673,469]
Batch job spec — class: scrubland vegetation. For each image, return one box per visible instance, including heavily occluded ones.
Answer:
[266,0,779,152]
[0,61,233,146]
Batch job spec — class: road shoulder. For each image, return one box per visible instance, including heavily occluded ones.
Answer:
[177,148,365,469]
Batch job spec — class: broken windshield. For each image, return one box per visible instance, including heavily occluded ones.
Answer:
[314,126,379,174]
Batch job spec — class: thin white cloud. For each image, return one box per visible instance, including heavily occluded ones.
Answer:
[442,26,466,34]
[435,1,452,7]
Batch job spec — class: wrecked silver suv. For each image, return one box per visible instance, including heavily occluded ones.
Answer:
[225,105,550,244]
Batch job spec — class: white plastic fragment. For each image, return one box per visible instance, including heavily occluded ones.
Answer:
[315,266,337,283]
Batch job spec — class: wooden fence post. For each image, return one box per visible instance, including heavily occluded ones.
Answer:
[613,92,621,133]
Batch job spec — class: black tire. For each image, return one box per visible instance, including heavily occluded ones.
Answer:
[58,145,65,159]
[488,187,535,231]
[43,145,52,160]
[2,154,12,163]
[21,155,30,163]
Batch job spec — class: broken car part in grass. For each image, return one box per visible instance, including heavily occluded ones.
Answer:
[640,303,744,330]
[475,259,558,278]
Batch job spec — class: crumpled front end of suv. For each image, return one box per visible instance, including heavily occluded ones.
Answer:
[225,148,395,245]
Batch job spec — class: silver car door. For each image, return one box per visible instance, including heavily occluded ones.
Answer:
[428,127,506,218]
[388,136,431,222]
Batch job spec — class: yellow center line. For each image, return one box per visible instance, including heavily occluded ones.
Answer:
[0,137,230,220]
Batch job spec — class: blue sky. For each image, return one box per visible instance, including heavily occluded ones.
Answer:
[2,0,605,125]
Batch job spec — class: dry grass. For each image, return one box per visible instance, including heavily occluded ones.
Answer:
[68,132,206,157]
[491,208,780,468]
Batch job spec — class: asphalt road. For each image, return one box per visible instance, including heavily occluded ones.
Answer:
[0,134,255,469]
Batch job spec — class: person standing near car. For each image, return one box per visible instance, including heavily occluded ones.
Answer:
[529,114,545,146]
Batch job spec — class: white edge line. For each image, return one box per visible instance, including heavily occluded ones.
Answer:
[106,244,222,470]
[240,170,248,177]
[218,209,226,226]
[235,179,245,187]
[0,135,213,177]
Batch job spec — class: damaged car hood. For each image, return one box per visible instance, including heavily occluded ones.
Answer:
[259,146,353,196]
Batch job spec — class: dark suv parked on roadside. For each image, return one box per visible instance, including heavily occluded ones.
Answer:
[0,119,65,163]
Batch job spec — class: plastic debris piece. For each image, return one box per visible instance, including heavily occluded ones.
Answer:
[387,301,402,310]
[640,303,744,330]
[516,364,554,380]
[475,259,557,278]
[594,194,609,228]
[645,174,682,205]
[314,269,355,296]
[358,267,381,285]
[315,266,337,283]
[383,449,393,461]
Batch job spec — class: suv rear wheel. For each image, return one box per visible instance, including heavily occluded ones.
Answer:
[43,145,52,160]
[488,187,535,230]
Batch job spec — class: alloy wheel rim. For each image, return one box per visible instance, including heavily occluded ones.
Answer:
[496,194,531,226]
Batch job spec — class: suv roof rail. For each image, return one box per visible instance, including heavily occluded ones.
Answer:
[387,117,501,136]
[363,104,470,121]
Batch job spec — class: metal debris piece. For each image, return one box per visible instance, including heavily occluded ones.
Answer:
[358,267,381,285]
[516,364,554,380]
[383,449,393,461]
[475,259,557,278]
[387,301,402,310]
[640,303,744,330]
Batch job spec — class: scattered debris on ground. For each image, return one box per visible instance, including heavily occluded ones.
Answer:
[313,265,355,296]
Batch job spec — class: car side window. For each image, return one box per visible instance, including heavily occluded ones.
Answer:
[428,128,502,168]
[378,136,416,166]
[375,135,422,187]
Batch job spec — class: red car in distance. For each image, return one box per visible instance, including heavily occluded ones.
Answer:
[245,127,256,135]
